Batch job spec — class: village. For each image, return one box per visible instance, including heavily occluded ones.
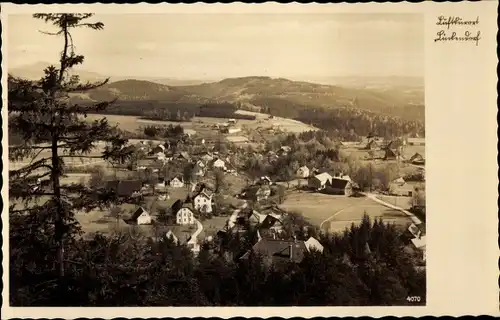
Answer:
[25,116,426,268]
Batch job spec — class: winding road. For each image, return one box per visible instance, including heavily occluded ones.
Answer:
[188,218,204,245]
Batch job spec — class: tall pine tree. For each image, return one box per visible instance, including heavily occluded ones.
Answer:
[8,13,133,284]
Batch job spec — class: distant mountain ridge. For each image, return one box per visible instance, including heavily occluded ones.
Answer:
[8,62,212,86]
[9,62,425,121]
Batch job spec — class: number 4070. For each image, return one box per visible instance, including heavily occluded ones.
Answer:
[406,296,422,303]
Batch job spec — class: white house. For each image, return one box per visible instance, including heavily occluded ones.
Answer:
[411,235,426,262]
[305,237,324,253]
[259,176,273,185]
[156,177,166,189]
[169,177,184,188]
[296,166,310,178]
[212,159,226,170]
[130,207,152,225]
[228,127,242,134]
[176,206,195,225]
[392,177,406,186]
[309,172,333,190]
[165,230,179,244]
[193,189,214,213]
[193,160,206,177]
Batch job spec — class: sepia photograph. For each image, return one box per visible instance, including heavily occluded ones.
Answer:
[4,10,429,307]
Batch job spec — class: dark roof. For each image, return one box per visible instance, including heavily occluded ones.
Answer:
[243,238,308,263]
[170,176,184,182]
[171,199,184,213]
[410,152,424,161]
[259,215,282,230]
[327,178,351,189]
[385,139,403,150]
[384,148,398,159]
[106,180,120,191]
[365,139,379,149]
[246,185,271,198]
[182,202,194,211]
[117,180,143,196]
[196,188,214,199]
[107,180,142,197]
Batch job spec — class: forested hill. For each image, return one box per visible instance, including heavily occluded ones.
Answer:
[179,76,424,122]
[66,76,424,122]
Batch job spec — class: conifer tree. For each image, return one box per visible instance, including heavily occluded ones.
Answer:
[8,13,133,281]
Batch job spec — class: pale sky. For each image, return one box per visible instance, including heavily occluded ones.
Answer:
[8,13,424,80]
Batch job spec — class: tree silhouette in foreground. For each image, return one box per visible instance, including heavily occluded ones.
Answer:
[8,13,133,303]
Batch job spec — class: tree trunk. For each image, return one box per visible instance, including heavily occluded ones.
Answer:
[51,136,64,278]
[53,19,69,279]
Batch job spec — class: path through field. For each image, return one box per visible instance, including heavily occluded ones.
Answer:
[319,197,369,231]
[363,192,422,224]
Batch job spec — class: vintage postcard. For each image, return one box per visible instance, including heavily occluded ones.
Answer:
[1,2,498,318]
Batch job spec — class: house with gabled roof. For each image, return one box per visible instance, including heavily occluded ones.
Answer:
[277,145,292,156]
[304,237,324,253]
[107,180,143,198]
[364,139,379,150]
[247,210,268,225]
[212,158,226,170]
[259,213,284,234]
[127,206,152,225]
[152,144,166,155]
[169,176,184,188]
[325,178,354,196]
[176,203,195,225]
[410,152,425,165]
[165,230,179,244]
[259,176,272,185]
[246,185,272,202]
[193,188,214,213]
[383,147,400,161]
[308,172,333,191]
[296,165,310,178]
[193,160,206,177]
[240,238,310,267]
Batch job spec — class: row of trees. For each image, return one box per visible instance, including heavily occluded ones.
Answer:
[10,214,425,306]
[250,97,425,140]
[142,123,185,139]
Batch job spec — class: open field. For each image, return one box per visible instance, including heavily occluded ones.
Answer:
[279,192,413,233]
[376,195,413,210]
[85,113,316,138]
[226,135,249,143]
[328,204,410,233]
[235,110,318,133]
